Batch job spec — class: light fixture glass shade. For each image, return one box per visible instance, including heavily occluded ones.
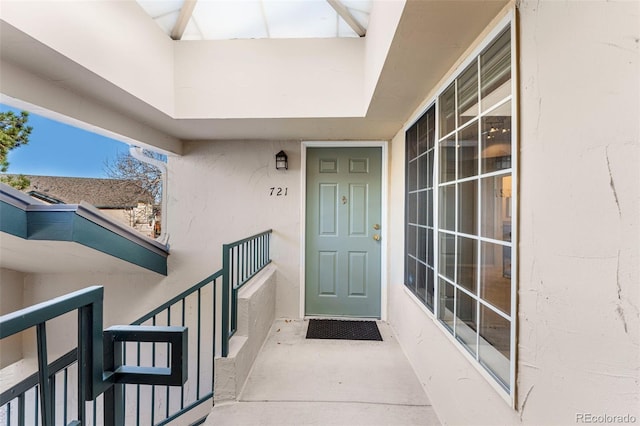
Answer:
[276,151,288,170]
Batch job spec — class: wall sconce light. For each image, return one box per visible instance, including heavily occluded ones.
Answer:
[275,150,288,170]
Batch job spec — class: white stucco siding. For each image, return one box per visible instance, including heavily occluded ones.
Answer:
[0,0,175,115]
[0,268,25,368]
[174,39,365,119]
[516,0,639,422]
[387,0,639,424]
[169,140,302,318]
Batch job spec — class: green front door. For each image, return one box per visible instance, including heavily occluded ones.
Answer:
[305,147,382,318]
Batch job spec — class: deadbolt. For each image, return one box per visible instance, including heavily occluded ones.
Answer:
[373,224,380,230]
[373,234,381,241]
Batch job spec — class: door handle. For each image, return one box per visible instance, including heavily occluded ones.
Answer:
[373,234,381,241]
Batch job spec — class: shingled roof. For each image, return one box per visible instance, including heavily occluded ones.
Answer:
[20,175,154,208]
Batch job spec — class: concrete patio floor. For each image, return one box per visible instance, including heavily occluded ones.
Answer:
[204,319,441,426]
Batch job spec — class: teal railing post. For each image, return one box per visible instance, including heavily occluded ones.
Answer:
[221,243,231,357]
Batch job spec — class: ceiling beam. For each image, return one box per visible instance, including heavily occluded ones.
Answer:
[170,0,198,40]
[326,0,366,37]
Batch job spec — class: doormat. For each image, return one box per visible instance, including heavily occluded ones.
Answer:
[305,319,383,341]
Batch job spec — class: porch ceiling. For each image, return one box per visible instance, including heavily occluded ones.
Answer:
[0,0,508,147]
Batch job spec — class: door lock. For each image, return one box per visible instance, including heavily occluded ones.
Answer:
[373,234,381,241]
[373,224,380,230]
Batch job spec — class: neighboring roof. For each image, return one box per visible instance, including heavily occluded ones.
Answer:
[17,175,154,208]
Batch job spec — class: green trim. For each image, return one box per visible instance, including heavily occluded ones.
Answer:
[73,215,167,275]
[0,200,167,275]
[0,201,27,238]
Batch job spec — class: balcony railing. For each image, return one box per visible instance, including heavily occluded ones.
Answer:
[0,230,272,425]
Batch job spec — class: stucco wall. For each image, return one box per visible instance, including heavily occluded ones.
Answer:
[387,1,639,424]
[169,140,301,319]
[0,268,24,368]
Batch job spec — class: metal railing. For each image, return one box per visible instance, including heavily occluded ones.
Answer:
[0,229,272,425]
[221,229,272,356]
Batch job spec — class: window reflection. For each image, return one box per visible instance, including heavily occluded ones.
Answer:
[458,122,478,179]
[480,174,511,242]
[440,134,456,182]
[438,279,455,332]
[439,232,456,281]
[456,290,477,355]
[480,241,511,315]
[458,62,478,126]
[440,82,456,136]
[457,236,477,293]
[481,101,511,174]
[479,305,510,387]
[481,29,511,112]
[458,180,478,235]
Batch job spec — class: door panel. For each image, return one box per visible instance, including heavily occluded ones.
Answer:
[306,147,382,317]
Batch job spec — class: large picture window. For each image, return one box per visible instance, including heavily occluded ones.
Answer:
[404,24,515,394]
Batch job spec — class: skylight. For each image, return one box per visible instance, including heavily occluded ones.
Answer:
[136,0,372,40]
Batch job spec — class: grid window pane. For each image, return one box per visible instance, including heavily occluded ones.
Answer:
[417,114,430,155]
[456,236,478,293]
[480,174,511,242]
[479,305,511,388]
[427,228,434,266]
[417,227,427,262]
[458,61,478,127]
[427,108,436,151]
[440,82,456,137]
[407,125,418,159]
[438,279,455,332]
[481,29,511,112]
[408,192,417,224]
[426,267,434,311]
[458,122,479,179]
[408,159,418,191]
[481,241,511,315]
[458,179,478,235]
[439,184,456,231]
[427,151,434,188]
[406,225,417,257]
[416,262,427,301]
[481,101,511,174]
[456,290,478,355]
[417,191,427,225]
[440,134,456,183]
[407,257,417,293]
[438,232,455,281]
[418,154,429,188]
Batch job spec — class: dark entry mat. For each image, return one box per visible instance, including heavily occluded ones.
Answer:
[306,319,383,341]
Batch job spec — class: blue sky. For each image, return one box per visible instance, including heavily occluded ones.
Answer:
[1,104,130,178]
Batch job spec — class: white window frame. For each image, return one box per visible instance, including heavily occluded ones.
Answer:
[402,10,518,406]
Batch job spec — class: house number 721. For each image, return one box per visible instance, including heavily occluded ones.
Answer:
[269,187,288,196]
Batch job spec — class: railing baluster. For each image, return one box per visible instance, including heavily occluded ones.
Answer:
[180,298,186,410]
[18,394,25,426]
[63,368,68,425]
[151,315,156,425]
[166,308,170,419]
[136,342,141,426]
[34,385,38,426]
[35,323,52,426]
[196,289,202,398]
